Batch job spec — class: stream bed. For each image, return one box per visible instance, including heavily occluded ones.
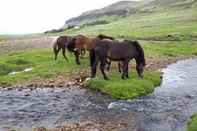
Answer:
[109,58,197,131]
[0,59,197,131]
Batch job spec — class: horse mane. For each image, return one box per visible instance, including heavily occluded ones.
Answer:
[128,40,146,66]
[97,34,114,40]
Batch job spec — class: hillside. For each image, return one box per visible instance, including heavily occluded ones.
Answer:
[64,0,151,27]
[50,0,197,41]
[64,0,195,27]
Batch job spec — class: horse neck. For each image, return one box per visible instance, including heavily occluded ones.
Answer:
[82,37,93,50]
[135,52,145,66]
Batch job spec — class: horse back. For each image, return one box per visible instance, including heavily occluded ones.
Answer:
[75,35,96,50]
[57,36,72,47]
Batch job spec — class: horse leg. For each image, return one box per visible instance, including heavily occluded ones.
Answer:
[105,59,111,71]
[118,62,122,73]
[74,51,80,65]
[91,57,98,78]
[54,47,61,61]
[62,48,69,61]
[89,50,94,67]
[100,59,109,80]
[81,49,86,57]
[126,62,129,78]
[121,60,129,80]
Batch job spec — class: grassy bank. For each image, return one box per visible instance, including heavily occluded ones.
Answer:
[86,71,161,99]
[143,41,197,58]
[85,41,197,99]
[0,41,196,99]
[188,113,197,131]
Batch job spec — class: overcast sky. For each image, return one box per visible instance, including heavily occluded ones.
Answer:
[0,0,140,34]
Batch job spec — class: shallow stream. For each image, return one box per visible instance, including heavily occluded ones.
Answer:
[0,59,197,131]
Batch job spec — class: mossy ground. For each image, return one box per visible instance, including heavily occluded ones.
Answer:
[85,71,161,99]
[188,113,197,131]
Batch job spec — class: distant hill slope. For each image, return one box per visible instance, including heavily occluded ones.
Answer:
[148,0,194,7]
[50,0,197,41]
[64,0,148,27]
[64,0,195,27]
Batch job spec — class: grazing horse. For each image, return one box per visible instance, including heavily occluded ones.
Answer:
[53,36,74,61]
[90,39,146,80]
[53,35,86,62]
[67,34,114,65]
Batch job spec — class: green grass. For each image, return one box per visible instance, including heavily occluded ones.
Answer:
[188,113,197,131]
[143,41,197,58]
[0,49,89,85]
[85,71,161,99]
[0,41,196,99]
[0,48,161,99]
[52,7,197,41]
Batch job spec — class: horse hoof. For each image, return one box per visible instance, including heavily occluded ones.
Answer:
[104,77,109,80]
[91,75,96,78]
[138,76,143,79]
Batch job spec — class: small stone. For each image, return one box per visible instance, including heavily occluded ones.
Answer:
[7,87,13,90]
[25,93,30,97]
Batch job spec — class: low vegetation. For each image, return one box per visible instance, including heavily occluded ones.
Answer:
[188,113,197,131]
[83,20,110,27]
[86,71,161,99]
[0,41,196,99]
[0,49,89,85]
[54,4,197,41]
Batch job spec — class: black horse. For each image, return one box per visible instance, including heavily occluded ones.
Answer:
[90,39,146,80]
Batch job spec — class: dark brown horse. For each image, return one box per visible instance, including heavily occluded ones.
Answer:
[53,35,86,62]
[67,34,114,65]
[53,36,73,61]
[90,39,146,80]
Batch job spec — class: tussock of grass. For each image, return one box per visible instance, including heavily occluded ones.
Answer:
[188,113,197,131]
[85,71,161,99]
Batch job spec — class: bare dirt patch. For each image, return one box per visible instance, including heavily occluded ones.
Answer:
[0,36,56,55]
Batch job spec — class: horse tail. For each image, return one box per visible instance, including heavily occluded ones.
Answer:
[132,41,146,66]
[53,38,59,54]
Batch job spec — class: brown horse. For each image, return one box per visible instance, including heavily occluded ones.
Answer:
[53,36,73,61]
[67,34,114,65]
[90,39,146,80]
[53,35,86,62]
